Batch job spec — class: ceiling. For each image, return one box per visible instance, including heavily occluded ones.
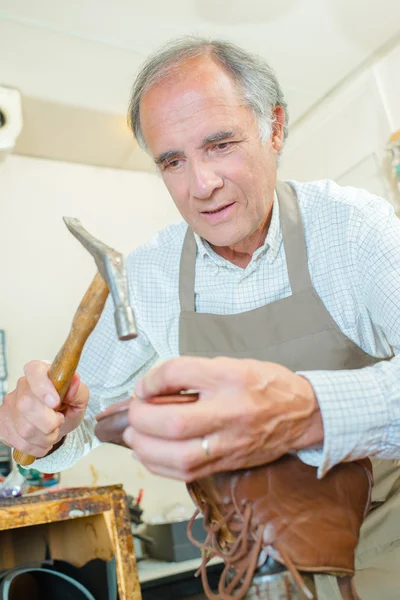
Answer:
[0,1,399,149]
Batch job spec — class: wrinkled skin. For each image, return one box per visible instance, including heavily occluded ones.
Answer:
[0,361,89,457]
[120,356,322,482]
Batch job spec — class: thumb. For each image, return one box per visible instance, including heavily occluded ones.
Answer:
[63,372,81,403]
[63,373,89,411]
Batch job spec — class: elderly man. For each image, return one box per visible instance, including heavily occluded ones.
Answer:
[1,37,400,598]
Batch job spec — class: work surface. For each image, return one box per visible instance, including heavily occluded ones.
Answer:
[138,556,224,600]
[138,556,223,584]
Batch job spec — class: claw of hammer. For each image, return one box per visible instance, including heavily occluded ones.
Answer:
[63,217,137,341]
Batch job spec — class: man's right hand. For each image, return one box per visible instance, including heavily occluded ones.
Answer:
[0,360,89,458]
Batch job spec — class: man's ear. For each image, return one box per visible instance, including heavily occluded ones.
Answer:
[271,105,285,154]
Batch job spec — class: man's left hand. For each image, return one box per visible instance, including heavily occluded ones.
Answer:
[123,356,324,481]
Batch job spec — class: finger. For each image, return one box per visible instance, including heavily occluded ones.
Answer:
[126,432,285,481]
[25,408,65,437]
[15,407,65,446]
[14,408,63,449]
[123,428,212,469]
[16,382,65,435]
[135,356,236,398]
[123,427,221,482]
[123,426,272,472]
[128,396,224,439]
[23,360,60,409]
[12,431,56,458]
[62,380,90,411]
[63,372,81,403]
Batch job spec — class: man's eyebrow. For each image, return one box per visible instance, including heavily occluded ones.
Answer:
[154,130,236,165]
[154,149,183,166]
[201,130,235,146]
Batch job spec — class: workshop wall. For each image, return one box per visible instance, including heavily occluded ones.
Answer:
[279,41,400,211]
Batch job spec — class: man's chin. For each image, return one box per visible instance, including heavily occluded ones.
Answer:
[189,218,245,248]
[199,231,243,249]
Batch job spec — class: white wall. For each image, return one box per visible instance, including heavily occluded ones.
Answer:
[280,40,400,212]
[374,43,400,131]
[0,154,194,519]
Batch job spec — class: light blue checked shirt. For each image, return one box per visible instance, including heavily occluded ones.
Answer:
[35,179,400,476]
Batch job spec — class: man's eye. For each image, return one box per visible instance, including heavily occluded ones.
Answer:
[214,142,231,151]
[164,159,182,170]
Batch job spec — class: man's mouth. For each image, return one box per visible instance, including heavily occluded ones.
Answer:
[202,202,235,215]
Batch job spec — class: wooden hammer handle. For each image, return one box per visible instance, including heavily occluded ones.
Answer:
[13,272,109,467]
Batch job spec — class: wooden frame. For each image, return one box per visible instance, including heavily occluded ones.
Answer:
[0,484,141,600]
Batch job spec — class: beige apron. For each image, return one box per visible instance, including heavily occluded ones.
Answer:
[178,181,400,599]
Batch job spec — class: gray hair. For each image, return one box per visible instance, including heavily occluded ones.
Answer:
[128,36,289,153]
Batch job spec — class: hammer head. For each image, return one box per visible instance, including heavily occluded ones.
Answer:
[63,217,137,341]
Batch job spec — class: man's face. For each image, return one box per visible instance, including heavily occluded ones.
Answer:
[140,56,283,248]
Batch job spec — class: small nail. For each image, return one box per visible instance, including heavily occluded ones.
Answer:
[44,394,58,408]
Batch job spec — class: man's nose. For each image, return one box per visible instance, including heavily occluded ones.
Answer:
[188,160,223,200]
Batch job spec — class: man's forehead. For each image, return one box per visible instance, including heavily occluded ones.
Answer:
[140,78,249,153]
[146,105,247,159]
[140,57,244,121]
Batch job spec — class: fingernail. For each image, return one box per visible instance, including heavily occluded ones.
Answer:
[45,394,58,408]
[122,426,132,447]
[134,380,144,398]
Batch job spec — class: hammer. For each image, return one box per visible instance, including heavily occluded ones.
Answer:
[13,217,137,467]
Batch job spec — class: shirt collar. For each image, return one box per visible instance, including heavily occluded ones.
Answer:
[263,191,282,263]
[193,190,282,266]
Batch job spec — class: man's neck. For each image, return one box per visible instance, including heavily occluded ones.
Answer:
[209,210,273,269]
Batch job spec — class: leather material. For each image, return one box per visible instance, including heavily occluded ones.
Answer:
[95,408,130,447]
[94,394,198,446]
[186,455,372,599]
[187,455,373,576]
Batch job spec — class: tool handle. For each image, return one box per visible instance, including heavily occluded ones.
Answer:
[13,272,109,467]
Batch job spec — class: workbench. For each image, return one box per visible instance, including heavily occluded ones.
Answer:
[0,484,141,600]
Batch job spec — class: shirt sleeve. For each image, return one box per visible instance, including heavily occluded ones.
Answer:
[32,288,158,473]
[297,197,400,477]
